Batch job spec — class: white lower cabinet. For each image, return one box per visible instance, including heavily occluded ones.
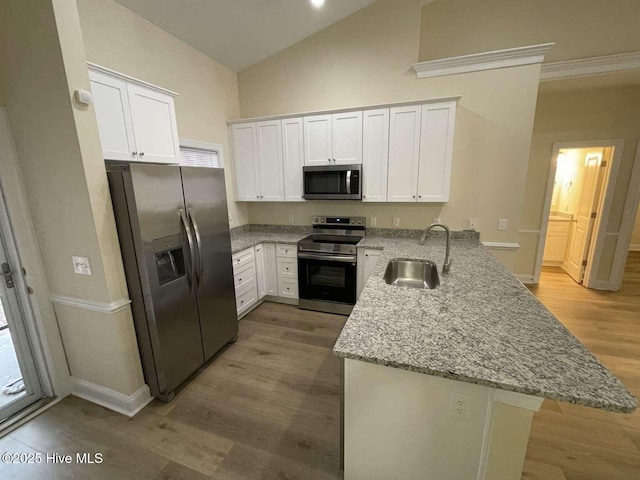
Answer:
[357,248,382,298]
[232,247,258,317]
[277,244,298,299]
[262,244,278,296]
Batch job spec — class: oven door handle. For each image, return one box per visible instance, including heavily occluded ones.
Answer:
[298,253,357,263]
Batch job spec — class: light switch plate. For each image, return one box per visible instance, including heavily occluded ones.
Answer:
[370,217,377,227]
[72,256,92,275]
[498,218,508,231]
[468,218,478,230]
[392,217,400,227]
[288,215,294,224]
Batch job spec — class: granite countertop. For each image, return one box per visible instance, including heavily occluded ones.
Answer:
[230,225,310,254]
[334,234,637,413]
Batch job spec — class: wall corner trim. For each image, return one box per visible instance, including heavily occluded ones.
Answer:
[482,241,521,251]
[50,294,131,314]
[540,51,640,81]
[71,377,152,417]
[491,389,544,412]
[412,43,554,79]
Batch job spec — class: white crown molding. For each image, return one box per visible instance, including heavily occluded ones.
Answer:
[87,62,179,97]
[540,51,640,81]
[50,294,131,314]
[71,378,152,417]
[412,43,554,79]
[491,389,544,412]
[482,242,520,251]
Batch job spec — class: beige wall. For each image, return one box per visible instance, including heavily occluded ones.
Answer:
[419,0,640,62]
[0,0,144,396]
[77,0,248,227]
[238,0,541,271]
[518,85,640,277]
[631,201,640,248]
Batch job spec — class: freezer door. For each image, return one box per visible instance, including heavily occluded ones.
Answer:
[127,164,205,395]
[181,167,238,360]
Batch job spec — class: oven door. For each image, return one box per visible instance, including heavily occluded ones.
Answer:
[298,253,357,305]
[303,165,361,200]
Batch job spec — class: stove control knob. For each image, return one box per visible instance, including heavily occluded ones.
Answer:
[350,219,355,224]
[313,217,320,224]
[358,220,363,225]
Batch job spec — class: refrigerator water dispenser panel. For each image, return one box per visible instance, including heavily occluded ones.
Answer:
[153,234,186,286]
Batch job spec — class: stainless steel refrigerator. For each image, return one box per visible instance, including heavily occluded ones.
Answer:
[107,163,238,401]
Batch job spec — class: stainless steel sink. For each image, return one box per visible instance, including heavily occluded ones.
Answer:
[383,258,440,289]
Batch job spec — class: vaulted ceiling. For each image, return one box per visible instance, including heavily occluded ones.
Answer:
[113,0,378,72]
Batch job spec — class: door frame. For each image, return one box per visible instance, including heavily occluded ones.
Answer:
[534,139,623,288]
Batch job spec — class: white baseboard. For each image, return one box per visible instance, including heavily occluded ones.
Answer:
[630,244,640,252]
[71,377,152,417]
[515,274,536,284]
[586,279,613,291]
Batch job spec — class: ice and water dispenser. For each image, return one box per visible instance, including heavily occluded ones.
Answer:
[153,234,187,286]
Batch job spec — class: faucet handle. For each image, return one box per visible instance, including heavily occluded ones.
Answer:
[443,259,452,274]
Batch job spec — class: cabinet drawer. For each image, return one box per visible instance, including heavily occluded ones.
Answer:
[236,281,257,314]
[278,278,299,299]
[232,248,255,272]
[276,244,297,258]
[277,257,298,278]
[234,263,256,290]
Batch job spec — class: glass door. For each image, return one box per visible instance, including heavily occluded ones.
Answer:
[0,200,44,424]
[298,255,357,305]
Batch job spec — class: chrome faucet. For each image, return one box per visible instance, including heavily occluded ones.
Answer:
[419,223,452,274]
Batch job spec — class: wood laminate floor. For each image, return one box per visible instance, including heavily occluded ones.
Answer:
[0,253,638,479]
[523,251,640,480]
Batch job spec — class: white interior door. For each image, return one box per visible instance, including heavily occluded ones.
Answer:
[304,115,332,166]
[565,156,605,283]
[127,84,180,164]
[89,71,137,161]
[332,111,363,165]
[256,120,285,201]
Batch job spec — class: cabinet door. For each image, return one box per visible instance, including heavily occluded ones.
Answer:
[231,123,260,201]
[362,109,389,202]
[332,111,363,165]
[417,102,456,202]
[356,249,382,298]
[254,244,266,299]
[282,117,305,202]
[263,244,278,296]
[387,106,421,202]
[304,115,332,166]
[127,84,180,164]
[256,120,285,201]
[89,71,137,161]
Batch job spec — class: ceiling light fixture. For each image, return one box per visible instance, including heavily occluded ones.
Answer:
[310,0,325,8]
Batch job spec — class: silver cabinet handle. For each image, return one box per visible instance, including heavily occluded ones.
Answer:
[188,208,204,288]
[179,209,197,294]
[132,151,137,156]
[412,195,416,199]
[139,152,145,157]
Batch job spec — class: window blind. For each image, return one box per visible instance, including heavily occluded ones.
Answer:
[179,147,220,168]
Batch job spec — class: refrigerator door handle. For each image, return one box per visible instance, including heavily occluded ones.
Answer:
[188,208,204,289]
[179,208,197,294]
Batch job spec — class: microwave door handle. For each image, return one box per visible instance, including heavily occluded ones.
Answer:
[179,209,197,294]
[346,170,352,194]
[188,208,204,289]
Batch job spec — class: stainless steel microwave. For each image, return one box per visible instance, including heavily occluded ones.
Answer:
[303,164,362,200]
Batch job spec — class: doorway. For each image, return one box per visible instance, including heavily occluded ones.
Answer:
[535,141,623,289]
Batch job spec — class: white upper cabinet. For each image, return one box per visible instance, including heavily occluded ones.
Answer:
[126,84,180,164]
[231,121,285,202]
[304,112,363,166]
[231,123,260,201]
[332,111,363,165]
[362,109,389,202]
[303,115,333,166]
[417,102,456,202]
[89,66,180,164]
[282,117,305,202]
[256,120,285,201]
[387,106,421,202]
[89,71,137,162]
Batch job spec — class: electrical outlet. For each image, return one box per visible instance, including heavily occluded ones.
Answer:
[392,217,400,227]
[72,256,92,275]
[498,218,508,231]
[433,217,442,224]
[288,215,294,224]
[450,392,471,420]
[370,217,377,227]
[468,218,478,230]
